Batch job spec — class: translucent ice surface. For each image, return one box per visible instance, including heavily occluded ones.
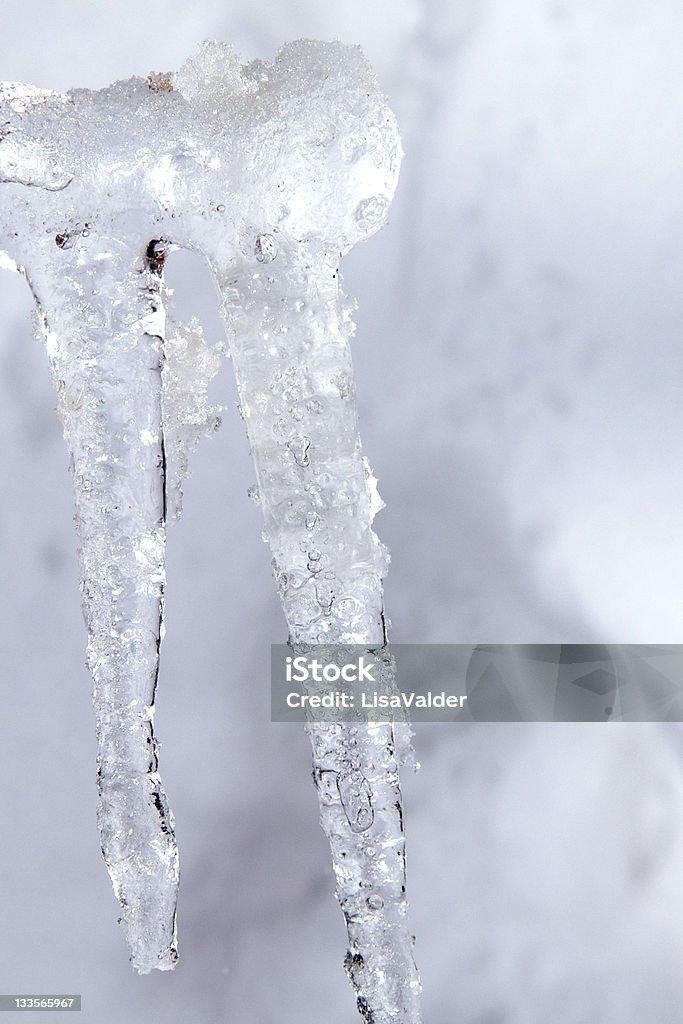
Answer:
[0,39,418,1019]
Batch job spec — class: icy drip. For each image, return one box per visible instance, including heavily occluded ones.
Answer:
[215,248,421,1022]
[27,236,178,972]
[0,39,419,1019]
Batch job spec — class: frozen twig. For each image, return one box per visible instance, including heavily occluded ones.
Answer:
[217,247,421,1021]
[0,40,421,1019]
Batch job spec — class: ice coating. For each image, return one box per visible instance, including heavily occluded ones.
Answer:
[19,237,179,974]
[0,39,419,1020]
[216,250,422,1021]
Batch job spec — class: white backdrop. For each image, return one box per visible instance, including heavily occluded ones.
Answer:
[1,3,683,1022]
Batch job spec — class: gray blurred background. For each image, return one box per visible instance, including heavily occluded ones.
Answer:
[2,2,683,1022]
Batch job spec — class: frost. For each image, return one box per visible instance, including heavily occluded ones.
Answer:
[0,39,419,1021]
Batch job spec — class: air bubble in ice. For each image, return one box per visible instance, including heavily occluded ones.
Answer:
[331,373,352,400]
[255,233,278,263]
[354,196,389,234]
[273,567,289,594]
[307,549,322,573]
[286,435,311,467]
[306,512,321,532]
[337,769,374,834]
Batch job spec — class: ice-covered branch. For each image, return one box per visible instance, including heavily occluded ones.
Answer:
[17,233,179,971]
[215,247,421,1021]
[0,39,420,1019]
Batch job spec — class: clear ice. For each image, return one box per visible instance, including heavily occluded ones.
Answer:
[0,40,421,1020]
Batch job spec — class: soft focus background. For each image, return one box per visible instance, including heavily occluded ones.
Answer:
[2,2,683,1022]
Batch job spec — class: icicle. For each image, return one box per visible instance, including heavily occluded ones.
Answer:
[214,248,421,1022]
[24,235,177,973]
[0,39,420,1019]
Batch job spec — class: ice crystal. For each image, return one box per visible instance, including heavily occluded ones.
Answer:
[0,39,420,1020]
